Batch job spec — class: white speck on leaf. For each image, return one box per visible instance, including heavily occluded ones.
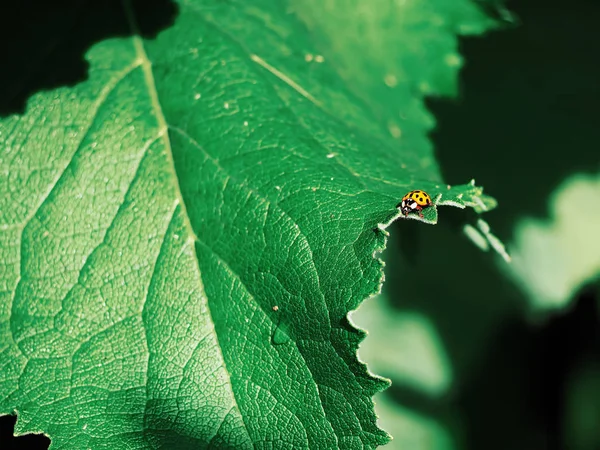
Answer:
[194,93,201,100]
[388,122,402,138]
[418,81,431,93]
[432,15,445,26]
[326,153,335,158]
[315,55,325,63]
[445,53,462,67]
[384,74,398,87]
[305,53,314,62]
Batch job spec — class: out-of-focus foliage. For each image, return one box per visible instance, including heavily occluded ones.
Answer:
[354,296,452,398]
[373,393,457,450]
[508,173,600,311]
[352,297,456,450]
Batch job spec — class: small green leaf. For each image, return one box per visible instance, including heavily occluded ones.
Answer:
[0,0,500,448]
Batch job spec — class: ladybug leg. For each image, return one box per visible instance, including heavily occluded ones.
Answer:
[417,207,424,218]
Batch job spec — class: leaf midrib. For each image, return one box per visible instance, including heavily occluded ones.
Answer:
[125,1,383,446]
[123,0,253,444]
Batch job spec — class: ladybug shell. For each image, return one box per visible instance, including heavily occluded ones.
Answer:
[402,190,432,206]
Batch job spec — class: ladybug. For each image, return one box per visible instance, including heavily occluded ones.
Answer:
[396,190,432,218]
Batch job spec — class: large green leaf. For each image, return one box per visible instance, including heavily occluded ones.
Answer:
[0,0,498,448]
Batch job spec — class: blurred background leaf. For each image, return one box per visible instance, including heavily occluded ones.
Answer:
[372,392,458,450]
[354,295,453,398]
[508,172,600,312]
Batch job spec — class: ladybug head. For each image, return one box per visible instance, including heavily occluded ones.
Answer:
[399,199,418,215]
